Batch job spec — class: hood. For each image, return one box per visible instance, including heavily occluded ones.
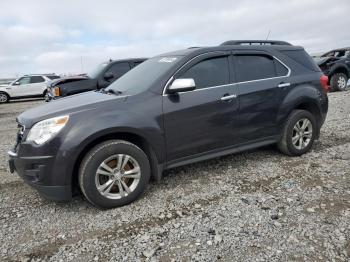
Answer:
[0,84,10,89]
[48,75,89,87]
[18,91,127,127]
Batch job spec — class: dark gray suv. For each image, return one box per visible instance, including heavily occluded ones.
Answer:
[8,40,329,208]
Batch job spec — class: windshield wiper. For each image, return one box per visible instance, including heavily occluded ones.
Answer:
[100,88,123,95]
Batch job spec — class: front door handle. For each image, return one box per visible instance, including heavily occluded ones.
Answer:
[278,82,291,88]
[220,94,237,101]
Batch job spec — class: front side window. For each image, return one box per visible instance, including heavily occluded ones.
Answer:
[16,77,30,85]
[179,56,229,89]
[105,62,130,78]
[30,76,45,83]
[88,62,108,79]
[234,55,276,82]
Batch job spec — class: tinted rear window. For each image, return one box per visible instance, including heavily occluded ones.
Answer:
[30,76,45,83]
[281,50,320,72]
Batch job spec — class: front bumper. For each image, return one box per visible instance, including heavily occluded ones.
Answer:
[45,92,56,102]
[8,150,72,202]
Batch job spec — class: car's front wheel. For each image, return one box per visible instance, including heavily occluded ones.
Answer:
[0,92,10,103]
[79,140,151,209]
[330,73,348,91]
[277,110,317,156]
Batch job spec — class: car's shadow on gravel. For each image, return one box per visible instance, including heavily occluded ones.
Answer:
[7,98,44,104]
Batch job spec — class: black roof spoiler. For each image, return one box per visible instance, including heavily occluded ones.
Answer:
[220,40,292,46]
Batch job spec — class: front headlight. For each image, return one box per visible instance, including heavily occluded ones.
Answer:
[53,86,61,96]
[26,115,69,145]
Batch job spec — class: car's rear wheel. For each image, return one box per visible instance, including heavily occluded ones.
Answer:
[277,110,317,156]
[0,92,10,103]
[330,73,348,91]
[79,140,151,209]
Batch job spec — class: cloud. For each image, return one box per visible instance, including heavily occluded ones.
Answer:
[0,0,349,77]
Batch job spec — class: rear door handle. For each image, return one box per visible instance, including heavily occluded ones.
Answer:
[278,82,291,88]
[220,94,237,101]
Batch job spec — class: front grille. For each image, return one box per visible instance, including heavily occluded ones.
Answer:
[14,123,25,152]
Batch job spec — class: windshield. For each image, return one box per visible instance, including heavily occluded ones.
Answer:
[88,62,108,78]
[107,56,183,94]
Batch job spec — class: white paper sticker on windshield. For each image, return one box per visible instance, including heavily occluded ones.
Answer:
[158,57,177,63]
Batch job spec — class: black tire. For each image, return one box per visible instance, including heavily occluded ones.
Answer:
[277,110,317,156]
[79,140,151,209]
[0,92,10,103]
[330,73,348,91]
[43,90,48,100]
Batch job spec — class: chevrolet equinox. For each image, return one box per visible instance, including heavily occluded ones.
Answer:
[8,40,329,208]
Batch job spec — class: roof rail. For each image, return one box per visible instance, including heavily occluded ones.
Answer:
[220,40,292,46]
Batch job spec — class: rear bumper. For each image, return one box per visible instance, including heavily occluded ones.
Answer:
[8,150,72,202]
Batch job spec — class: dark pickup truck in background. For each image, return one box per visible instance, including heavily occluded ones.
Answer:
[46,58,147,101]
[314,47,350,91]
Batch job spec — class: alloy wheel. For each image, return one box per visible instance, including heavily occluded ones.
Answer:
[292,118,313,150]
[337,76,347,90]
[95,154,141,199]
[0,93,8,103]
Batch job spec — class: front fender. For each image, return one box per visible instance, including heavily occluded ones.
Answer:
[55,96,165,184]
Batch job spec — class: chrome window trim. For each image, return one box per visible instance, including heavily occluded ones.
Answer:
[162,53,291,96]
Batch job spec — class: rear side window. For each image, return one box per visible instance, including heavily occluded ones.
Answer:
[281,50,320,72]
[179,56,229,89]
[234,55,276,82]
[106,62,131,78]
[47,75,60,80]
[30,76,45,83]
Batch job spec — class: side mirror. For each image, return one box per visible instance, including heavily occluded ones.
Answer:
[168,78,196,94]
[104,72,114,81]
[13,82,20,86]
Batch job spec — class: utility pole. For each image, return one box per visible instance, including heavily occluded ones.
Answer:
[80,56,84,73]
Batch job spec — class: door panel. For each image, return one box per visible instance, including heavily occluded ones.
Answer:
[163,85,239,161]
[9,77,31,97]
[29,76,46,95]
[237,78,282,142]
[233,53,286,143]
[163,54,239,162]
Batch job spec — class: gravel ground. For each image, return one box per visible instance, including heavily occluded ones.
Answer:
[0,92,349,261]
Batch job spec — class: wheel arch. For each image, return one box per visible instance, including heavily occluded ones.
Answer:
[329,65,349,78]
[281,99,322,139]
[71,131,163,192]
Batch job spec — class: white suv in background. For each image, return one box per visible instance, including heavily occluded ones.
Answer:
[0,74,60,103]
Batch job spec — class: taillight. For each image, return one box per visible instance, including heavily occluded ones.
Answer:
[53,86,61,96]
[320,75,329,93]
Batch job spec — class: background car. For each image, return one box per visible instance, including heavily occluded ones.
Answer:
[46,58,147,101]
[0,74,60,103]
[314,47,350,91]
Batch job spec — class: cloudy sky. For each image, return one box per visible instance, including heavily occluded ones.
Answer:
[0,0,349,78]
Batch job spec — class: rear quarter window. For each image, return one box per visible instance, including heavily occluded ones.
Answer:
[281,50,320,72]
